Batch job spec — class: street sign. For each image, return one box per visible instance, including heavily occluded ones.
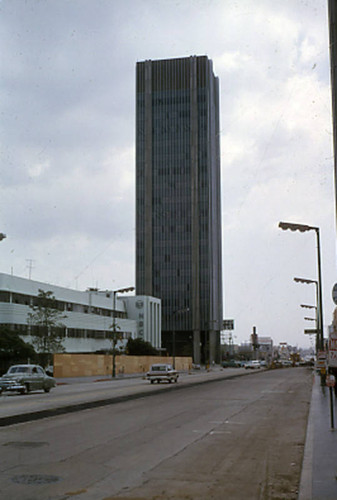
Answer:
[316,350,327,369]
[333,283,337,305]
[304,329,317,335]
[223,319,234,330]
[329,330,337,368]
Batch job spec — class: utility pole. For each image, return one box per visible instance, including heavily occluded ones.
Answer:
[251,326,259,360]
[111,286,135,377]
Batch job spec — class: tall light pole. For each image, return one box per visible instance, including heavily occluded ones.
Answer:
[279,222,324,351]
[111,286,135,377]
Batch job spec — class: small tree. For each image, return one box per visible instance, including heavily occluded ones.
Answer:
[126,337,158,356]
[28,289,66,367]
[0,326,36,374]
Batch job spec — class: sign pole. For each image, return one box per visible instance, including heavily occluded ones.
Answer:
[326,374,336,429]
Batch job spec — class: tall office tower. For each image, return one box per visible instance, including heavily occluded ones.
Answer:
[136,56,223,364]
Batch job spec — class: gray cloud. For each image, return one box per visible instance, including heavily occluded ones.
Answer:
[0,0,334,348]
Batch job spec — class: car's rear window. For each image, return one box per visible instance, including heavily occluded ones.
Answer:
[151,365,167,371]
[8,366,30,374]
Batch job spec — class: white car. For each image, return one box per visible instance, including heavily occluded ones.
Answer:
[245,360,261,370]
[146,364,179,384]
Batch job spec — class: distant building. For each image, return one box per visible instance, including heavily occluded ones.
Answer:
[277,342,291,360]
[0,273,161,352]
[238,342,253,359]
[257,336,273,362]
[136,55,223,364]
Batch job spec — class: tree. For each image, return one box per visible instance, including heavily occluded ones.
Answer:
[126,337,158,356]
[28,289,66,366]
[0,326,36,374]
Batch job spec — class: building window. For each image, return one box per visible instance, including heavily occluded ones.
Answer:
[0,291,10,302]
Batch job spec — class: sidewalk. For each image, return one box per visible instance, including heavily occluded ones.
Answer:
[299,373,337,500]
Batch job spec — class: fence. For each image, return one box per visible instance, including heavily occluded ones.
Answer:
[53,353,192,378]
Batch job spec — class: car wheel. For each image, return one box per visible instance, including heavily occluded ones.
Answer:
[150,380,154,384]
[44,387,51,393]
[168,379,172,383]
[20,383,29,395]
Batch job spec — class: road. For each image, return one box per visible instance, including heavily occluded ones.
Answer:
[0,367,312,500]
[0,369,247,421]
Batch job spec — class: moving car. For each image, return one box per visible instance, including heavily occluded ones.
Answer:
[146,363,179,384]
[245,360,261,370]
[0,364,56,395]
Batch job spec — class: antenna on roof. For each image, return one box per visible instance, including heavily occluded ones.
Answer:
[26,259,35,280]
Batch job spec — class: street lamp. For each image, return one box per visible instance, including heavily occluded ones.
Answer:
[301,304,318,331]
[279,222,324,351]
[111,286,135,377]
[294,277,320,350]
[301,304,318,332]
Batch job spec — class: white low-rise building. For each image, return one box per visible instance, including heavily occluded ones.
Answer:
[0,273,161,353]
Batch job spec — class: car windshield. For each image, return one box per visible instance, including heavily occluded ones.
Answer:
[8,366,30,374]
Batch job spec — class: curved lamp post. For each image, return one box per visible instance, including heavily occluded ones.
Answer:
[294,276,321,351]
[279,222,324,352]
[0,233,6,241]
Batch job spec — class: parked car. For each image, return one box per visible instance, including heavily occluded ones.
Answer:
[280,359,292,367]
[222,360,237,368]
[0,364,56,395]
[146,363,179,384]
[245,360,261,370]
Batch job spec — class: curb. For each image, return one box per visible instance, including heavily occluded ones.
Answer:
[298,376,314,499]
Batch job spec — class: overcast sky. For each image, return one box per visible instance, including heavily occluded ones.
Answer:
[0,0,336,348]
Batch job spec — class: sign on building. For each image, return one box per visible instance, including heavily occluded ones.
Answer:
[223,319,234,330]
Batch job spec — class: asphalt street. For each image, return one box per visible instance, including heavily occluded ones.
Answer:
[0,367,312,500]
[0,367,248,424]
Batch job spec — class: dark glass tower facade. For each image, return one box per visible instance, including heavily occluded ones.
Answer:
[136,56,223,364]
